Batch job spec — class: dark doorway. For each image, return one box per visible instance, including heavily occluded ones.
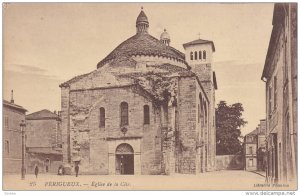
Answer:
[116,154,134,175]
[45,158,50,172]
[115,143,134,175]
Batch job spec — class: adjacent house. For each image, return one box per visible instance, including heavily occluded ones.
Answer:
[261,3,297,183]
[3,92,27,174]
[25,109,63,174]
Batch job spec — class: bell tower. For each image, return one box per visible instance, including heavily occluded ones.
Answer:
[183,37,217,172]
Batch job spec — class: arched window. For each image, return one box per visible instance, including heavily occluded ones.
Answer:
[144,105,150,125]
[194,51,198,60]
[203,50,206,60]
[190,52,193,60]
[99,107,105,127]
[120,102,128,126]
[199,51,202,59]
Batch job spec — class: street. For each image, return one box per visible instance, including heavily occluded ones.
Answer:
[4,170,294,191]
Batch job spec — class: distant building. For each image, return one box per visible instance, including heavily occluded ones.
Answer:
[244,129,258,171]
[261,3,297,183]
[3,92,27,174]
[25,109,63,174]
[257,120,266,171]
[244,120,266,171]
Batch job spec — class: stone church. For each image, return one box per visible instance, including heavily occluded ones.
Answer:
[60,9,217,175]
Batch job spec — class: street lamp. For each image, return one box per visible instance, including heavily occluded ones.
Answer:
[20,120,26,180]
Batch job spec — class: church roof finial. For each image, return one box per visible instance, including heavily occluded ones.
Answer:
[136,7,149,34]
[10,89,14,104]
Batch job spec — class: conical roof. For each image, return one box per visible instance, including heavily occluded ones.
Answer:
[136,10,149,26]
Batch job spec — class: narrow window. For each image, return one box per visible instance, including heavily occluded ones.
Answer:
[190,51,193,60]
[204,102,207,125]
[249,146,253,154]
[269,86,272,115]
[99,107,105,127]
[144,105,150,125]
[203,50,207,59]
[249,159,253,167]
[5,140,9,154]
[274,76,277,109]
[120,102,128,126]
[194,51,198,60]
[199,51,202,59]
[4,116,8,128]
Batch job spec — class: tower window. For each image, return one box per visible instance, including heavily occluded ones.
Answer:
[99,107,105,128]
[190,51,193,60]
[199,51,202,59]
[203,50,207,60]
[144,105,150,125]
[4,116,8,128]
[194,51,198,60]
[120,102,129,126]
[249,146,253,154]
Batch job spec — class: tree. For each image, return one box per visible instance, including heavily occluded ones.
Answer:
[216,101,247,155]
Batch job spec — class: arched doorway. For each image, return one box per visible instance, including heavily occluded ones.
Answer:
[115,143,134,175]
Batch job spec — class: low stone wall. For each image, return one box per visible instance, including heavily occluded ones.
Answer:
[216,155,244,170]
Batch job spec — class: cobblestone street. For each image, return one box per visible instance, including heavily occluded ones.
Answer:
[5,170,295,191]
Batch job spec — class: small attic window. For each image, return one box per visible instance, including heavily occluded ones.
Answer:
[203,50,207,60]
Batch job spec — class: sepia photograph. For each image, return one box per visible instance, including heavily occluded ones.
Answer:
[2,2,298,191]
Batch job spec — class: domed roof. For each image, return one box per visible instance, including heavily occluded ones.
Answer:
[97,33,185,68]
[160,29,170,40]
[136,10,149,25]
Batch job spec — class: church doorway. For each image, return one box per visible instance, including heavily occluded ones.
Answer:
[115,143,134,175]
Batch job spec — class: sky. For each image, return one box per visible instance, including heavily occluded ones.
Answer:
[3,3,274,136]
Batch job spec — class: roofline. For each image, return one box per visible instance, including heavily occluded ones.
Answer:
[69,84,135,93]
[183,40,216,52]
[97,53,188,69]
[3,100,27,113]
[261,3,286,81]
[26,116,61,121]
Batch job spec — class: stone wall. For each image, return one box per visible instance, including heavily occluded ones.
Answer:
[26,119,60,147]
[176,77,197,174]
[62,85,163,174]
[216,155,244,170]
[26,152,63,174]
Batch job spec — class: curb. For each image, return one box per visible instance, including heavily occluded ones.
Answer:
[249,170,266,178]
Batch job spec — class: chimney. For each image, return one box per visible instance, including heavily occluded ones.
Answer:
[10,90,14,104]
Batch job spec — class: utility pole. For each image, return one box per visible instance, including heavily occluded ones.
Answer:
[20,120,26,180]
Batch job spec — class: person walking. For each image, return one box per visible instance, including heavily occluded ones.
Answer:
[34,165,39,179]
[75,165,79,177]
